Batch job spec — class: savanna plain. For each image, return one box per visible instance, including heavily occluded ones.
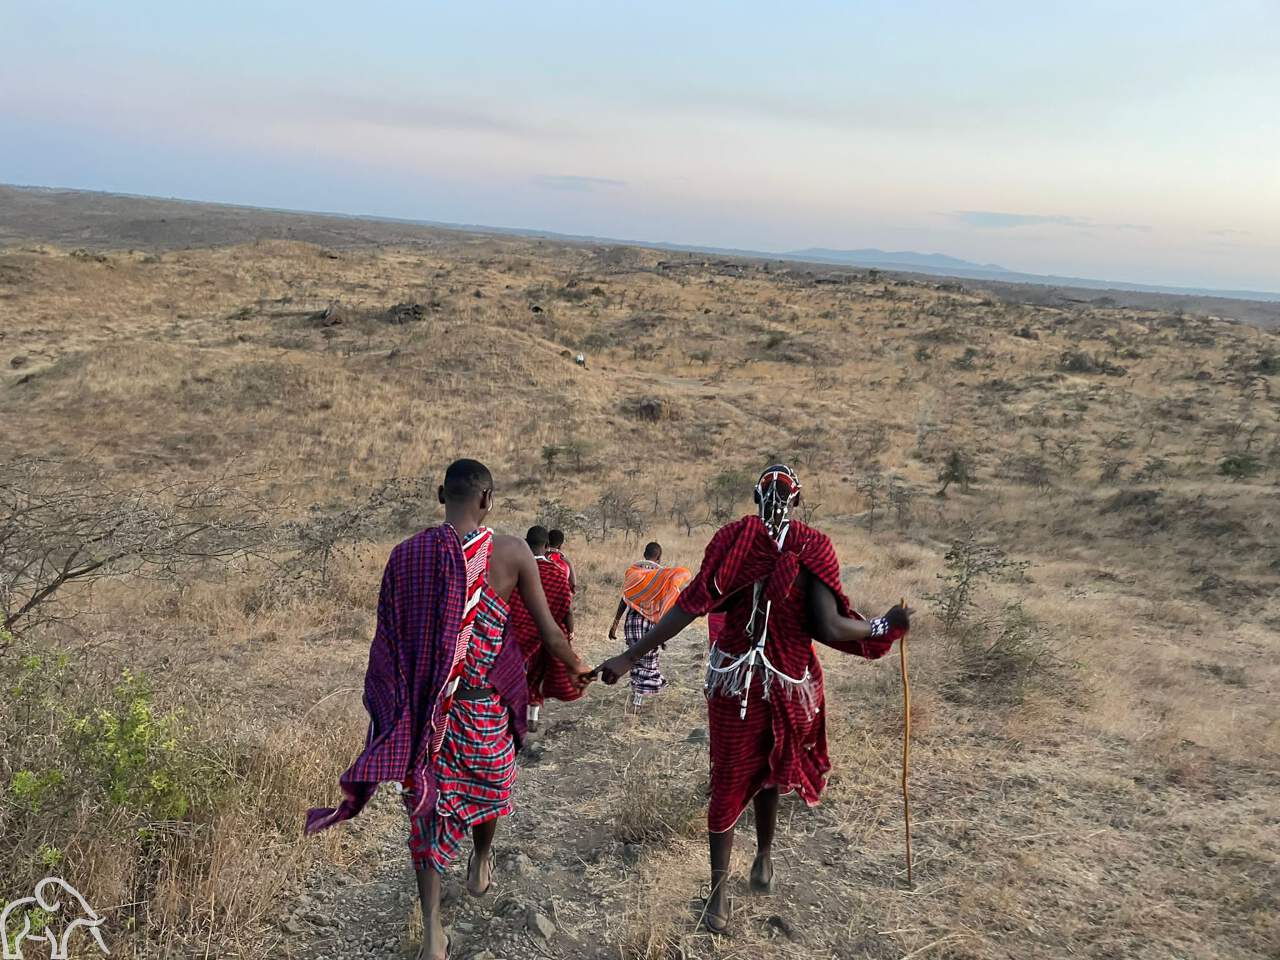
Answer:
[1,189,1277,960]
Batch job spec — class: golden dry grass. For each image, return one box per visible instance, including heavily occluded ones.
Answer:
[1,223,1277,958]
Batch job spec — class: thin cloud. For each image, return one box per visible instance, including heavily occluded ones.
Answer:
[951,211,1088,229]
[531,174,626,192]
[284,92,563,139]
[950,211,1150,232]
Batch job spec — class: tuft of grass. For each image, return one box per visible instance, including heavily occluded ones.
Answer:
[613,746,706,845]
[945,601,1075,705]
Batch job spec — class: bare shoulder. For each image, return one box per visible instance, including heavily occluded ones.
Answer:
[490,533,532,569]
[491,533,530,556]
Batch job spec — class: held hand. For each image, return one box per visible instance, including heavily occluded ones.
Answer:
[885,605,915,633]
[571,657,596,690]
[596,653,633,685]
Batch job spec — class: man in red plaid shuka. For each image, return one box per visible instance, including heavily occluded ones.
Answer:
[506,525,582,731]
[307,460,593,960]
[545,528,577,593]
[598,465,912,933]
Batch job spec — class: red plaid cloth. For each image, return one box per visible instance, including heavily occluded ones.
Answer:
[307,525,528,834]
[546,550,575,592]
[506,557,582,705]
[406,583,517,873]
[678,516,893,832]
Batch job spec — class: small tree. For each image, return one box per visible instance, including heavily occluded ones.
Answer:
[935,449,973,496]
[704,470,748,525]
[888,475,914,529]
[925,534,1026,636]
[541,444,561,477]
[855,472,884,532]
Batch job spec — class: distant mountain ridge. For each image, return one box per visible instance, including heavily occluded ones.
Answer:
[785,248,1008,272]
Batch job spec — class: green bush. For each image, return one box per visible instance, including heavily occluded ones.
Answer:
[1219,453,1261,480]
[1,633,351,953]
[3,647,214,840]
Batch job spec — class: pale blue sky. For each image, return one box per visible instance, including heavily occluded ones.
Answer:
[3,1,1278,290]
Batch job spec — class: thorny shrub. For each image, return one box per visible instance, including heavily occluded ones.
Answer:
[947,602,1075,705]
[924,535,1026,636]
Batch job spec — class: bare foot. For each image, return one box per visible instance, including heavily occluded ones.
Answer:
[418,918,448,960]
[749,851,774,893]
[466,849,494,897]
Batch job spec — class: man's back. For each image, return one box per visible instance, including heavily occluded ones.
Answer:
[486,533,528,602]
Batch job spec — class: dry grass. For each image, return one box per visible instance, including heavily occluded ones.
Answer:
[1,217,1277,958]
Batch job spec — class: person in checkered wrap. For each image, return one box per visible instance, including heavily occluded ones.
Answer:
[597,464,912,933]
[307,459,593,960]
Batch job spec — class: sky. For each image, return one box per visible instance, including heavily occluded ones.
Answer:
[2,1,1278,292]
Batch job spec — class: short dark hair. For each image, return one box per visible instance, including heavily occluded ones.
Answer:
[442,458,493,503]
[526,525,550,552]
[547,529,565,549]
[644,541,662,560]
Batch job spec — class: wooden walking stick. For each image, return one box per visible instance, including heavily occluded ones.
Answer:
[899,596,914,887]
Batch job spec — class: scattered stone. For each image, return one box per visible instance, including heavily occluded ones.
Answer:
[526,908,556,941]
[385,302,425,324]
[309,303,346,327]
[685,727,708,743]
[493,894,524,918]
[508,852,535,877]
[621,842,642,865]
[10,355,27,368]
[766,914,796,939]
[283,919,306,935]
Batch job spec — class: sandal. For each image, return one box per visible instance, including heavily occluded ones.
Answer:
[466,849,496,897]
[749,856,775,894]
[701,897,730,934]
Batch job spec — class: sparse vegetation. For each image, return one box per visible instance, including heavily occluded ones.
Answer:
[0,193,1276,960]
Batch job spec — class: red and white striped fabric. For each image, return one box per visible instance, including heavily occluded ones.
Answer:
[428,526,493,758]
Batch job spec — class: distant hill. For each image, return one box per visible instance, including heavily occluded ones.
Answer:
[2,182,1277,311]
[779,246,1280,303]
[786,247,1008,273]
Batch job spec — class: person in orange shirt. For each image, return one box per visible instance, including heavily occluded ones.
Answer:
[607,541,690,711]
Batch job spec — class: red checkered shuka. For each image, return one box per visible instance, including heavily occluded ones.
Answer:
[307,524,474,834]
[677,516,894,832]
[505,556,580,705]
[409,573,518,873]
[546,550,574,591]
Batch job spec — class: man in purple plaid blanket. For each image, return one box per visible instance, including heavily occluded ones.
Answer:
[307,459,592,960]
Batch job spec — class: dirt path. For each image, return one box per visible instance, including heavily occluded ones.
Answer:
[281,619,1279,960]
[282,632,713,960]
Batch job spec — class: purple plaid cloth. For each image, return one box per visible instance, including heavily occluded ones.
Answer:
[306,525,528,833]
